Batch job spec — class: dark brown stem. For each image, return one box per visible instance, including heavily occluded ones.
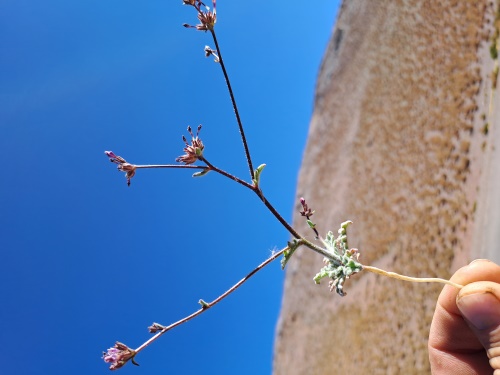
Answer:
[199,156,254,189]
[134,164,206,170]
[254,189,302,239]
[200,156,303,240]
[210,29,254,181]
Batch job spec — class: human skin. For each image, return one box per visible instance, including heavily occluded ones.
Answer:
[429,259,500,374]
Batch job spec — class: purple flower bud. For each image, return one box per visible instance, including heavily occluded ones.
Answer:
[104,151,136,185]
[102,342,136,370]
[105,151,117,159]
[103,348,120,363]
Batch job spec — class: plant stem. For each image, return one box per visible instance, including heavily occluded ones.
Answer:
[199,156,308,241]
[208,22,303,243]
[362,265,464,289]
[198,156,254,189]
[133,246,288,355]
[210,29,254,181]
[135,161,305,244]
[304,214,319,238]
[134,164,206,170]
[254,190,302,240]
[298,237,343,261]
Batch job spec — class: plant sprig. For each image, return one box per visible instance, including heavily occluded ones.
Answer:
[102,1,463,370]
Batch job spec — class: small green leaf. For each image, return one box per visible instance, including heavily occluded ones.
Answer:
[306,220,316,229]
[281,248,294,269]
[253,163,266,186]
[192,169,210,178]
[255,163,266,174]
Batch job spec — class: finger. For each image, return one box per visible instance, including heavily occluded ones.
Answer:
[444,259,500,314]
[457,281,500,373]
[429,259,500,374]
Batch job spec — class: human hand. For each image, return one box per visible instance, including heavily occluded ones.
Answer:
[429,259,500,374]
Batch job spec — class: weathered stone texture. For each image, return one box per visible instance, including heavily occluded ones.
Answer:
[274,0,496,373]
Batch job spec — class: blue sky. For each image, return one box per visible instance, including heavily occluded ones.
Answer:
[0,1,339,374]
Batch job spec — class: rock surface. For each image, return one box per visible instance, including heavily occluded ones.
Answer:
[274,0,499,373]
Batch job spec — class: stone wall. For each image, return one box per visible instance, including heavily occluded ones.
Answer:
[274,0,499,373]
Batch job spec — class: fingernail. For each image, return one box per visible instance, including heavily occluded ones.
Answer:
[457,292,500,330]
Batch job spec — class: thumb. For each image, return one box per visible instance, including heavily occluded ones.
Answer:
[457,281,500,372]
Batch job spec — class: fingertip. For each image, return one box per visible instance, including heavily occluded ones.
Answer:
[469,259,492,266]
[457,286,500,330]
[450,259,500,287]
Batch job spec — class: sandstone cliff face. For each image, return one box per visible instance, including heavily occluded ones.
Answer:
[274,0,499,373]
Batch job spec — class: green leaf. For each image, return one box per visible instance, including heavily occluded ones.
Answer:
[306,220,316,229]
[192,169,210,178]
[253,163,266,186]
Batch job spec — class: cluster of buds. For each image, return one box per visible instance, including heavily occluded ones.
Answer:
[176,125,205,165]
[299,197,319,238]
[104,151,137,186]
[313,221,362,296]
[299,197,314,218]
[183,0,217,31]
[102,342,138,370]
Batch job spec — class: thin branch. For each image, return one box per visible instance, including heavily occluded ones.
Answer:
[134,164,206,170]
[198,156,254,189]
[133,246,288,355]
[210,29,254,181]
[362,265,464,289]
[299,237,340,260]
[254,190,302,240]
[199,156,308,241]
[305,215,320,239]
[130,152,307,243]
